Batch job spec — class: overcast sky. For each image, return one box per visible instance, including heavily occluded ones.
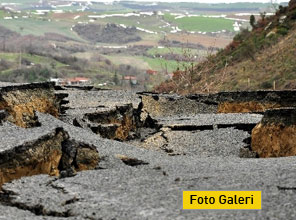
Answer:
[60,0,287,3]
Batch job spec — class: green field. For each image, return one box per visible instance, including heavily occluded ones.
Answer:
[52,6,83,11]
[0,1,272,88]
[143,56,189,73]
[0,9,10,18]
[95,14,171,32]
[157,2,278,15]
[103,54,189,73]
[0,52,66,68]
[104,55,150,69]
[164,14,235,32]
[0,17,82,40]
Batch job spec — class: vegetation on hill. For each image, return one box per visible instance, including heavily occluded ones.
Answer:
[155,0,296,94]
[163,14,235,32]
[0,1,280,89]
[73,23,141,44]
[0,24,141,84]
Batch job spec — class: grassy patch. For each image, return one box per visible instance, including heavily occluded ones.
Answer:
[147,47,201,56]
[164,13,235,32]
[0,52,66,67]
[0,17,81,40]
[104,55,150,69]
[103,54,189,73]
[94,14,170,32]
[143,56,189,73]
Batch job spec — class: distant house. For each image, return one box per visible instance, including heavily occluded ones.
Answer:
[66,77,90,85]
[146,69,158,75]
[123,75,137,85]
[168,73,174,79]
[50,77,91,86]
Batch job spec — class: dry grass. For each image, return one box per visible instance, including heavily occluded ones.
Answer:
[166,33,233,48]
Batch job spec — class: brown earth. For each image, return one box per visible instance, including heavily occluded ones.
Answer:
[252,123,296,157]
[129,40,159,47]
[218,101,281,113]
[85,104,138,141]
[76,147,100,171]
[156,1,296,94]
[166,33,233,48]
[51,12,86,20]
[0,87,59,128]
[0,129,65,188]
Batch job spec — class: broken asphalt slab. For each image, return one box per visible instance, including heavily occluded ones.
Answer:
[0,112,296,219]
[1,83,296,219]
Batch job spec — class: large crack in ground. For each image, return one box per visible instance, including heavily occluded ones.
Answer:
[0,83,100,190]
[56,87,267,158]
[0,83,60,128]
[0,176,78,217]
[2,83,296,218]
[0,125,100,188]
[0,84,292,190]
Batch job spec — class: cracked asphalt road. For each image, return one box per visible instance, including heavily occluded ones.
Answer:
[1,86,296,219]
[1,112,296,219]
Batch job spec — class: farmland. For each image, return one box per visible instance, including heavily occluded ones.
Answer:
[147,47,200,56]
[0,52,65,66]
[0,18,81,40]
[143,56,190,73]
[0,0,279,89]
[163,14,235,32]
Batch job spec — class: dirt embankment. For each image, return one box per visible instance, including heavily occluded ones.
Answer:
[0,83,59,128]
[0,83,99,188]
[252,108,296,157]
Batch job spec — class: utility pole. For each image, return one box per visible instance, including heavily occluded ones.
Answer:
[19,27,24,69]
[273,80,276,90]
[19,50,21,68]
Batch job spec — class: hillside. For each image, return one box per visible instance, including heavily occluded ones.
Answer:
[0,0,279,90]
[73,23,141,44]
[156,0,296,94]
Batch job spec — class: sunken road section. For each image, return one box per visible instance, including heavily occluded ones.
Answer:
[0,82,61,128]
[139,90,296,117]
[0,82,296,219]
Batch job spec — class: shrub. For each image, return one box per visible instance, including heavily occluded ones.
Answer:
[0,59,11,71]
[261,81,273,89]
[277,27,289,35]
[250,15,256,28]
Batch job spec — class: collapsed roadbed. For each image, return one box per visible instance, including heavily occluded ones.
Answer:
[0,82,296,219]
